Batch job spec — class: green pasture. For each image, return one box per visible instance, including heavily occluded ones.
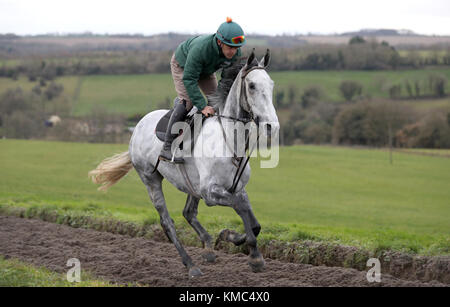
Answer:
[271,69,450,101]
[1,69,449,117]
[71,74,176,116]
[1,139,449,255]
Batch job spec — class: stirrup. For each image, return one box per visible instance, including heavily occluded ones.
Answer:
[158,153,184,164]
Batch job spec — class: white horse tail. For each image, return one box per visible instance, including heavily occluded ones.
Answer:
[89,151,133,191]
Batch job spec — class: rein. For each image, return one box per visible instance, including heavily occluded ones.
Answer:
[213,114,253,123]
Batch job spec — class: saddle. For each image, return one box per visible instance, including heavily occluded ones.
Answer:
[155,104,207,152]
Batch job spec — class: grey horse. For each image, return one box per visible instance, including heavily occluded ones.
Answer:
[89,50,279,278]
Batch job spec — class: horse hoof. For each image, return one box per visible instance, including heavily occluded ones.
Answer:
[201,250,216,263]
[188,266,203,278]
[214,229,229,248]
[248,257,265,273]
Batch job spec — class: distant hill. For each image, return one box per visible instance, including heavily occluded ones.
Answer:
[1,30,449,58]
[341,29,418,36]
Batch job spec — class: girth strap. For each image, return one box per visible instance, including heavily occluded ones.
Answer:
[177,164,202,199]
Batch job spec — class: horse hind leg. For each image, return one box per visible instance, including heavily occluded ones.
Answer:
[142,173,202,278]
[182,194,216,263]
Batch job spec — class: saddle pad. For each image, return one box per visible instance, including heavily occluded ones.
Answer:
[155,109,173,141]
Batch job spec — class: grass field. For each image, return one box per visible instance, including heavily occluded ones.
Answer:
[1,69,449,117]
[270,69,450,101]
[397,148,450,157]
[0,256,119,287]
[1,139,449,255]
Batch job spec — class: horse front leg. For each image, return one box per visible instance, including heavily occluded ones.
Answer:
[231,190,265,273]
[207,184,261,242]
[206,185,264,272]
[215,205,260,247]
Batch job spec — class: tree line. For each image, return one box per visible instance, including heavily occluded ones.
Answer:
[2,81,449,148]
[0,85,129,143]
[1,38,449,81]
[279,78,450,148]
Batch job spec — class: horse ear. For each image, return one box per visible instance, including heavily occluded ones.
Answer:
[260,49,271,68]
[246,48,256,66]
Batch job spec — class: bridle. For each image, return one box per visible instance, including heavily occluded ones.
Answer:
[216,65,266,194]
[214,65,266,123]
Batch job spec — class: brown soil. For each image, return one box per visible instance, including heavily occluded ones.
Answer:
[0,216,447,287]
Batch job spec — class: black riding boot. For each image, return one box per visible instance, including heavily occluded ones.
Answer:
[159,100,189,163]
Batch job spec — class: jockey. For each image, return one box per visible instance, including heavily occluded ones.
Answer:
[159,17,246,163]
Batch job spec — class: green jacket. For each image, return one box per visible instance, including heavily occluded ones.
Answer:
[175,34,242,110]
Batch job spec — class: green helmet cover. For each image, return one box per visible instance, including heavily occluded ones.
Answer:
[215,18,246,47]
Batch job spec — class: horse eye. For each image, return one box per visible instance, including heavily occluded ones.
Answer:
[249,82,256,90]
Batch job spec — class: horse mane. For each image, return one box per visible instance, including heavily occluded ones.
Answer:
[208,56,259,110]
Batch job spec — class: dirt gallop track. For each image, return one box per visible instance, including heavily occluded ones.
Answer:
[0,216,445,287]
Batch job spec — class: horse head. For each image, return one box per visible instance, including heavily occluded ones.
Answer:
[239,49,279,138]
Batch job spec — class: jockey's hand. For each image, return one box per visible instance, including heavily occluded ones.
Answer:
[201,106,215,117]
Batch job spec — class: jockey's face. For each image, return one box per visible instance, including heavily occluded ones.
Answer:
[218,40,239,59]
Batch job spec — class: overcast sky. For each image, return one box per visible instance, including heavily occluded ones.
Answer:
[1,0,449,36]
